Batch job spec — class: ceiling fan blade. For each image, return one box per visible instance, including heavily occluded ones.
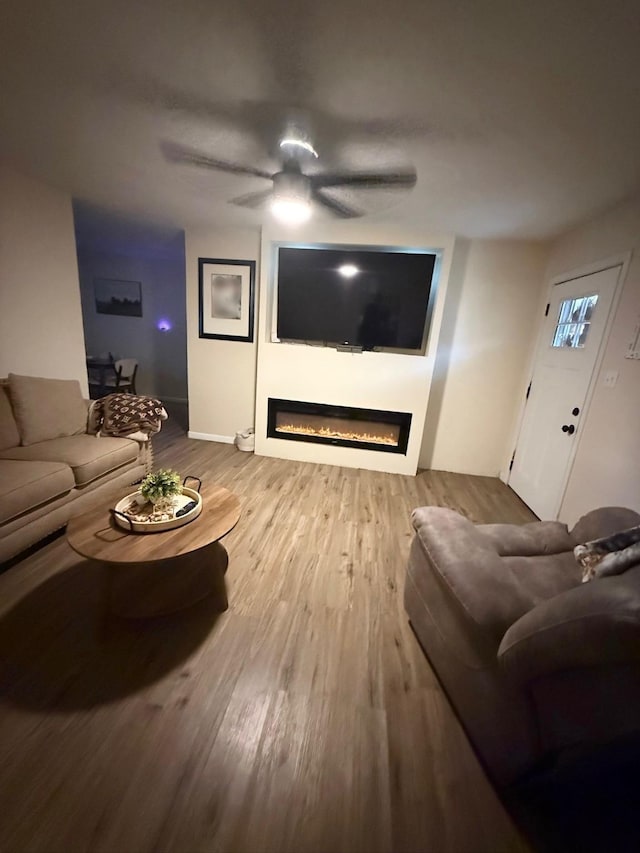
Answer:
[311,169,417,190]
[161,141,273,180]
[229,189,273,209]
[312,189,361,218]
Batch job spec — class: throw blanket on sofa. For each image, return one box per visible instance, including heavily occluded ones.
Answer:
[575,525,640,582]
[89,394,167,438]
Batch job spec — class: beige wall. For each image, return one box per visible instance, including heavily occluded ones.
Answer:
[0,163,87,393]
[254,220,456,475]
[185,226,261,440]
[545,197,640,524]
[185,222,549,478]
[422,239,549,475]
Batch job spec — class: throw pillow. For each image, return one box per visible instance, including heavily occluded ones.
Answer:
[9,373,88,446]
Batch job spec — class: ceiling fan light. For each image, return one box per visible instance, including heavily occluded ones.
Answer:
[279,138,319,158]
[270,197,312,225]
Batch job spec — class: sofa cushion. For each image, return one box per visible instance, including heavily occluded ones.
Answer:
[0,383,20,451]
[476,520,575,556]
[0,459,75,524]
[8,374,87,446]
[411,507,582,647]
[0,435,139,487]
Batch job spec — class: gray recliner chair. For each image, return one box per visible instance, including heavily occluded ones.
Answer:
[404,505,640,787]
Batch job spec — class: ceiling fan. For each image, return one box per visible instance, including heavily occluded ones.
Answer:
[161,134,417,224]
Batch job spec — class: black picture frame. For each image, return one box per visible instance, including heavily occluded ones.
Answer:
[198,257,256,343]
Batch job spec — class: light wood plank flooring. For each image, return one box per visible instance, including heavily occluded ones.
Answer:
[0,418,535,853]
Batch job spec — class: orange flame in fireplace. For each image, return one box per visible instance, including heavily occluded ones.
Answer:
[275,423,399,446]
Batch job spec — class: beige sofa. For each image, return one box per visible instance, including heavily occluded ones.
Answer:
[0,374,159,563]
[405,505,640,788]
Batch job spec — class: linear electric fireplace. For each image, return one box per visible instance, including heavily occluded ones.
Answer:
[267,398,412,454]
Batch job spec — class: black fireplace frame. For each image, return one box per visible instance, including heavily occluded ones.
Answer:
[267,398,412,455]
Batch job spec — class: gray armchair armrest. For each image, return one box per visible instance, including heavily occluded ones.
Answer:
[411,507,497,581]
[570,506,640,546]
[498,569,640,686]
[411,507,537,644]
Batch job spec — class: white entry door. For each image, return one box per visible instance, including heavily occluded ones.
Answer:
[509,265,620,519]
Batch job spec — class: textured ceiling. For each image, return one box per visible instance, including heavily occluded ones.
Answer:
[1,0,639,238]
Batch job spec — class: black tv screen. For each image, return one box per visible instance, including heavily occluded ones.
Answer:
[276,246,436,351]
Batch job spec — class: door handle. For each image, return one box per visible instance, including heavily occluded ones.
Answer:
[572,407,580,416]
[561,424,575,435]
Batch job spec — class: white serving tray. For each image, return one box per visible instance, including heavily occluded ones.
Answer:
[111,486,202,534]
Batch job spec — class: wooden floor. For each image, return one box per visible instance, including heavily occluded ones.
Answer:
[0,415,535,853]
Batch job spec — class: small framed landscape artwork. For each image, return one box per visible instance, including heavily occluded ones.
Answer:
[198,258,255,342]
[94,278,143,317]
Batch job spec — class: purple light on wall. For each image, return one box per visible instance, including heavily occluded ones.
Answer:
[157,318,172,332]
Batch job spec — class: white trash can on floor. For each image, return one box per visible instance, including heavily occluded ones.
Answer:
[235,428,255,452]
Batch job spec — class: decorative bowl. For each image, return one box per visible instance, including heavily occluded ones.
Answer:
[111,477,202,534]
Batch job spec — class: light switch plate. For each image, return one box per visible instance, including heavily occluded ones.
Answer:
[603,369,619,388]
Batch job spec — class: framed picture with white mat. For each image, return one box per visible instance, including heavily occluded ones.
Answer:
[198,258,256,342]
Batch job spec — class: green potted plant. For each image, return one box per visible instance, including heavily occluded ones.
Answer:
[140,468,182,514]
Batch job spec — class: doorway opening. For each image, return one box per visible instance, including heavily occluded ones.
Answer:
[72,202,188,433]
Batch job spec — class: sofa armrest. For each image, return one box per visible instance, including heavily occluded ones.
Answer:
[411,507,530,645]
[411,507,497,573]
[498,569,640,686]
[570,506,640,545]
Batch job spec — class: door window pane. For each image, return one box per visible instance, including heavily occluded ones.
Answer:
[552,294,598,348]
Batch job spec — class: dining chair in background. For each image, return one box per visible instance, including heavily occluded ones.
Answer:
[104,358,138,394]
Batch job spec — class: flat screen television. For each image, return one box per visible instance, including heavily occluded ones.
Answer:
[276,245,437,351]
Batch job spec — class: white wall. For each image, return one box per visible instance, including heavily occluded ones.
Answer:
[422,239,549,475]
[254,220,456,475]
[76,237,188,400]
[544,197,640,524]
[0,162,87,393]
[185,227,261,440]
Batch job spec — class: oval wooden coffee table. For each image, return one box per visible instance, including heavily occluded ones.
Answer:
[67,483,240,618]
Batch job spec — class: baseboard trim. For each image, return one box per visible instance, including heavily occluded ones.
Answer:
[188,431,235,444]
